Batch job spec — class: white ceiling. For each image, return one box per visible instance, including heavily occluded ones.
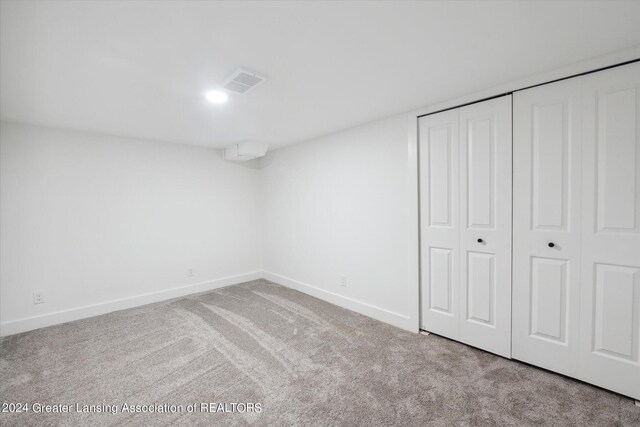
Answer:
[2,1,640,149]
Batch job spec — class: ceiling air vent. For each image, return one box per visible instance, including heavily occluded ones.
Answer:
[222,68,267,95]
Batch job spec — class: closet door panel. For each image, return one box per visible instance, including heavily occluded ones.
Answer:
[529,257,568,341]
[580,62,640,400]
[419,109,460,339]
[459,96,512,357]
[512,78,582,375]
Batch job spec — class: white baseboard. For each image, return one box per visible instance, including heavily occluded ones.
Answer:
[262,271,417,332]
[1,271,417,336]
[0,271,262,336]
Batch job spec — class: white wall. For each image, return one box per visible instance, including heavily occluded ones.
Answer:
[260,115,415,331]
[0,122,262,335]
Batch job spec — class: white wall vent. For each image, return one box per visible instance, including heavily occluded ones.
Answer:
[222,68,267,95]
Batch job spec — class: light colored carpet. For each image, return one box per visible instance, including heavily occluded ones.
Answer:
[1,279,638,426]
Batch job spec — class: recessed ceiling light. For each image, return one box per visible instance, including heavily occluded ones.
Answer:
[205,90,228,104]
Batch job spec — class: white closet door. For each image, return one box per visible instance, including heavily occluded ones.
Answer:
[579,62,640,400]
[512,78,583,375]
[459,96,512,357]
[419,109,460,340]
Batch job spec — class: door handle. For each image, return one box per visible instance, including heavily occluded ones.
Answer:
[548,242,555,248]
[477,238,484,243]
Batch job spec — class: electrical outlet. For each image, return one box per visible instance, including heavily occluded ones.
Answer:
[188,268,195,277]
[340,275,347,287]
[33,291,45,304]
